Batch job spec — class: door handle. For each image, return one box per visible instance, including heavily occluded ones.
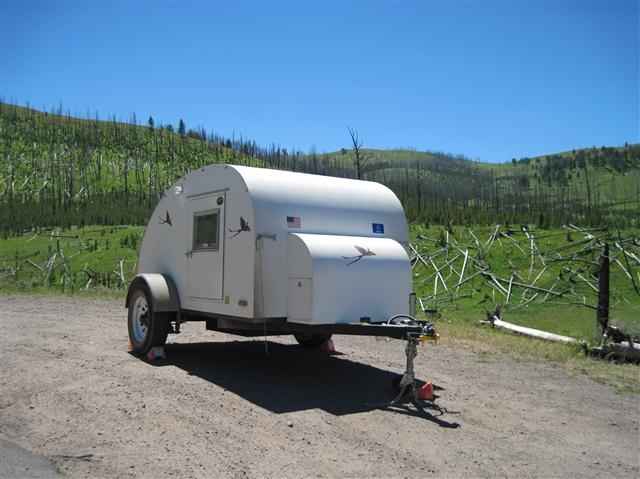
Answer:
[185,250,193,259]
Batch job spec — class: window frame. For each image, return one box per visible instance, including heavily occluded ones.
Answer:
[192,208,220,252]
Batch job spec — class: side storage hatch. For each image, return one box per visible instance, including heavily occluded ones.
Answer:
[287,233,411,325]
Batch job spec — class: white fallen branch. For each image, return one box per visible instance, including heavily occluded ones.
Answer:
[522,266,547,300]
[430,257,453,292]
[510,292,539,310]
[456,250,469,293]
[506,273,515,304]
[423,268,488,301]
[542,278,562,301]
[46,252,57,271]
[483,272,509,296]
[501,234,527,255]
[486,225,500,248]
[53,251,80,269]
[25,259,43,271]
[468,228,482,249]
[623,249,640,265]
[572,270,599,293]
[416,297,438,313]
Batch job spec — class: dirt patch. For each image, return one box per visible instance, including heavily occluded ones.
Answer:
[1,296,638,478]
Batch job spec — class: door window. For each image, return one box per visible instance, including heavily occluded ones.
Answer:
[193,209,219,251]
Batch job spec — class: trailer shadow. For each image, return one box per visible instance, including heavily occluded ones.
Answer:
[146,340,459,427]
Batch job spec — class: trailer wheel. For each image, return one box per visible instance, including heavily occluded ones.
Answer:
[127,285,170,356]
[293,332,332,348]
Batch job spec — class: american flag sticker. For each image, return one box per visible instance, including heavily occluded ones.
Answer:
[287,216,301,228]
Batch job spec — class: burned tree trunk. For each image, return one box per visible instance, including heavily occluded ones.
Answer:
[596,243,610,334]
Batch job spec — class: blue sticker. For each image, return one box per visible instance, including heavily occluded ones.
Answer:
[372,223,384,234]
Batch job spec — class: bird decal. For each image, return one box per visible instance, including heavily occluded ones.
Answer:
[158,211,172,226]
[342,245,376,266]
[229,216,251,238]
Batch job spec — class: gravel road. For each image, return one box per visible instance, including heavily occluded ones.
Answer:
[1,296,638,478]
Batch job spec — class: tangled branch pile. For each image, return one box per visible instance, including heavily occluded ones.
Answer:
[410,224,639,312]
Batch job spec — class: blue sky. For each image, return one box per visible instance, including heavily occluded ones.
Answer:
[1,1,638,162]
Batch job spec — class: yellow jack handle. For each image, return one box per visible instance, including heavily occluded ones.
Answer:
[419,332,440,344]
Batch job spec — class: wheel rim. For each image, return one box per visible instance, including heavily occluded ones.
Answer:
[131,294,150,344]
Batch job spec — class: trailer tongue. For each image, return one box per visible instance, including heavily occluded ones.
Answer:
[199,310,439,406]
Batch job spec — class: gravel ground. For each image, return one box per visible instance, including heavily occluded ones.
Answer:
[1,295,638,478]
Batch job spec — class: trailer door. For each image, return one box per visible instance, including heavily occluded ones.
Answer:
[187,193,225,300]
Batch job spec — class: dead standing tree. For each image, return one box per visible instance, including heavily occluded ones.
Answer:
[596,243,610,334]
[347,127,371,180]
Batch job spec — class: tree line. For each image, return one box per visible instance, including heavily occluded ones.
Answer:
[1,102,638,235]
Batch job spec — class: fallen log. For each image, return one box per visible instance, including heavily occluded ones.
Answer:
[481,316,581,345]
[46,232,79,239]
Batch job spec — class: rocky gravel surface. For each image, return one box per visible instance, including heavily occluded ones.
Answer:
[1,295,638,478]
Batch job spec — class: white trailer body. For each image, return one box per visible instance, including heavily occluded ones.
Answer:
[136,164,412,325]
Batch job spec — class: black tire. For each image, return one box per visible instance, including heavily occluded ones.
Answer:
[293,332,332,348]
[127,285,170,356]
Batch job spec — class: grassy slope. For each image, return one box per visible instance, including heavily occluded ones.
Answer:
[3,224,638,338]
[0,225,144,294]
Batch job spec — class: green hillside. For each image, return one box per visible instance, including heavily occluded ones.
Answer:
[1,102,638,233]
[0,103,260,232]
[314,145,639,226]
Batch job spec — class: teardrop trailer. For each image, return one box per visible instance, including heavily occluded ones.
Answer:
[126,164,439,403]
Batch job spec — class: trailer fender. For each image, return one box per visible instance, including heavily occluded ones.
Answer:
[126,274,180,313]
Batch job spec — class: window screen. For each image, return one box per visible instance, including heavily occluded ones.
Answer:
[193,209,219,251]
